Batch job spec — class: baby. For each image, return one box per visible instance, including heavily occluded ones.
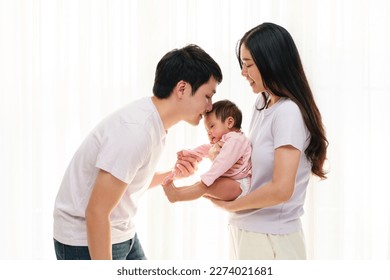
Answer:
[162,99,252,202]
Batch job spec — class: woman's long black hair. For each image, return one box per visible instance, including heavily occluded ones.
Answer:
[237,22,328,179]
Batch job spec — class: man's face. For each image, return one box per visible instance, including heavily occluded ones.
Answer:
[182,77,218,126]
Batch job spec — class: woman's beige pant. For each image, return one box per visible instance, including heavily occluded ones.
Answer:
[229,225,307,260]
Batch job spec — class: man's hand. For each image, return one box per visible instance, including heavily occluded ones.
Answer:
[161,179,178,203]
[173,150,201,179]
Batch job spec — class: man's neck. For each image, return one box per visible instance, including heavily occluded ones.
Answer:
[151,96,180,131]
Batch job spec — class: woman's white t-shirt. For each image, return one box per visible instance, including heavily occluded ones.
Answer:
[229,96,311,234]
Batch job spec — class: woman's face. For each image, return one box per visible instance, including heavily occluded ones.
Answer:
[240,44,266,93]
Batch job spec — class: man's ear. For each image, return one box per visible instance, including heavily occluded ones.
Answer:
[226,116,235,128]
[175,80,187,99]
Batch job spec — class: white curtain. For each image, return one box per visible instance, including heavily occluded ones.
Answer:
[1,0,389,260]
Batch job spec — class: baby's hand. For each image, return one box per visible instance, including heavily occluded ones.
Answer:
[208,141,223,161]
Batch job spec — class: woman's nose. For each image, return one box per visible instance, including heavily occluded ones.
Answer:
[241,67,247,77]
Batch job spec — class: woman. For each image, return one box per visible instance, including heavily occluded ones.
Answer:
[211,22,328,259]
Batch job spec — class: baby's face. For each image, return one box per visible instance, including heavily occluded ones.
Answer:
[204,113,231,144]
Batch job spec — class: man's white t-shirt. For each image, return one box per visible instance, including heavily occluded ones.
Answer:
[229,96,311,234]
[53,97,166,246]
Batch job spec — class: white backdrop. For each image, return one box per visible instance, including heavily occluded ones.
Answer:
[0,0,389,260]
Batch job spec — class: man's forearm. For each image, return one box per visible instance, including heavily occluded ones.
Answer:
[149,171,172,188]
[86,212,112,259]
[174,181,208,201]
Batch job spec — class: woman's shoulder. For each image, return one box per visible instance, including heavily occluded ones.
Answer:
[275,98,301,116]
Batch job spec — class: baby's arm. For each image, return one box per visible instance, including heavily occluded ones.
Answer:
[162,140,245,203]
[201,137,245,186]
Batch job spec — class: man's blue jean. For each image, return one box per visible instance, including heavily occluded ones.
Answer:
[54,233,146,260]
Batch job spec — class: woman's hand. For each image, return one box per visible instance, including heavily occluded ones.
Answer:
[208,197,236,212]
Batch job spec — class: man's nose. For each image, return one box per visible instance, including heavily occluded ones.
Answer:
[206,101,213,112]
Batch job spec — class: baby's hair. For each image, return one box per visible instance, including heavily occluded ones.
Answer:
[207,99,242,129]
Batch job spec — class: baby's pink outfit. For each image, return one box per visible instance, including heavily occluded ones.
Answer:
[164,131,251,186]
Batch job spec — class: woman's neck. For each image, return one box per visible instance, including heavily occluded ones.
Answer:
[266,94,281,108]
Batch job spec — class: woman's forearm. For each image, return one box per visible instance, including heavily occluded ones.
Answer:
[223,181,293,212]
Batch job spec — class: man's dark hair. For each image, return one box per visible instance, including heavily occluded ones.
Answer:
[153,44,223,98]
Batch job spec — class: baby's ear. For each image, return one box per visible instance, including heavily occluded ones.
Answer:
[226,116,235,128]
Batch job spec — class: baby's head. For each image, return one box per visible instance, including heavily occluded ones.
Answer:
[204,100,242,144]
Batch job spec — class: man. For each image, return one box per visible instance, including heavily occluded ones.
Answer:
[53,44,223,260]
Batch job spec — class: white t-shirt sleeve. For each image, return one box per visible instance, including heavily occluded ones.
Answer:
[272,102,309,152]
[95,123,150,184]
